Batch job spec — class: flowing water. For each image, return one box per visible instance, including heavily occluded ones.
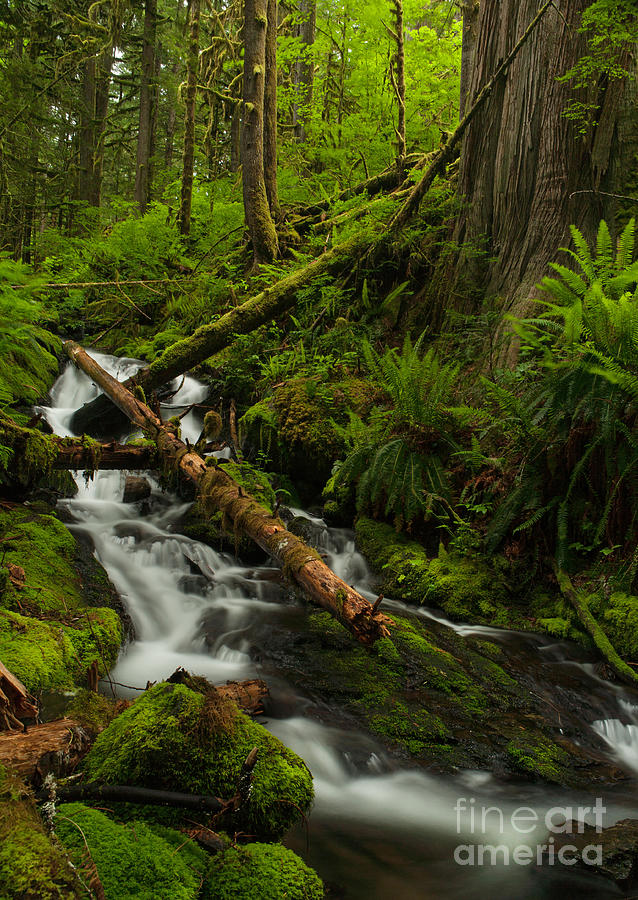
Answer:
[38,356,638,899]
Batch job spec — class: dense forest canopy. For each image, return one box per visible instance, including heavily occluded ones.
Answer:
[3,1,638,898]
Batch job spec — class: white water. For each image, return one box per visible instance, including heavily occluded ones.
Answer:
[41,357,638,899]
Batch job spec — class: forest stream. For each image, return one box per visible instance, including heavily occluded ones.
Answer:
[37,352,638,900]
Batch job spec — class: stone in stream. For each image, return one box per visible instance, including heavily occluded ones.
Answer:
[122,475,151,504]
[546,818,638,890]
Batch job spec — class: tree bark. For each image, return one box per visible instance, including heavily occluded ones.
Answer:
[0,719,92,783]
[452,0,638,324]
[65,341,392,646]
[263,0,280,220]
[135,0,157,214]
[52,440,159,471]
[0,661,38,731]
[390,0,406,166]
[293,0,316,142]
[179,0,201,236]
[70,228,371,436]
[242,0,279,264]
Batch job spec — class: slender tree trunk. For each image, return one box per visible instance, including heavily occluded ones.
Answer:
[293,0,315,141]
[390,0,406,166]
[135,0,157,214]
[89,47,114,207]
[179,0,201,236]
[452,0,638,324]
[230,104,241,171]
[242,0,279,265]
[165,62,180,168]
[263,0,280,220]
[78,57,96,203]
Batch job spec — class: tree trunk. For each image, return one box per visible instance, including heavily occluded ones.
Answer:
[390,0,406,166]
[293,0,316,142]
[459,0,479,119]
[0,719,92,783]
[0,661,38,732]
[179,0,201,236]
[78,57,96,204]
[263,0,280,220]
[230,104,242,172]
[65,341,392,646]
[452,0,638,324]
[52,440,159,471]
[242,0,279,265]
[135,0,157,214]
[89,47,114,208]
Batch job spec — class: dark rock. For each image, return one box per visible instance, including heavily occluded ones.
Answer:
[123,476,152,504]
[548,818,638,889]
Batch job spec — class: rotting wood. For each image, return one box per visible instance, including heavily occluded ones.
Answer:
[65,341,393,645]
[52,439,159,471]
[0,718,92,783]
[0,660,38,732]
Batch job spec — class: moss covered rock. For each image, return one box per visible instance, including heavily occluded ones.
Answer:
[83,682,314,839]
[202,843,324,900]
[0,505,123,692]
[0,764,79,899]
[55,803,205,900]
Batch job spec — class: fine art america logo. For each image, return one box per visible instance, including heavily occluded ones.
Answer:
[453,797,605,866]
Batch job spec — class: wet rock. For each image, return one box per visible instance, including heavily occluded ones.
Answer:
[548,818,638,889]
[123,476,151,504]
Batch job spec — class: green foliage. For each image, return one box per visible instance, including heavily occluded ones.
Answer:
[330,334,472,527]
[487,220,638,570]
[203,844,324,900]
[56,803,206,900]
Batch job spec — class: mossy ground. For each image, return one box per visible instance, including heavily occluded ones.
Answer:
[203,843,324,900]
[0,764,79,899]
[82,681,314,839]
[0,506,122,692]
[55,803,206,900]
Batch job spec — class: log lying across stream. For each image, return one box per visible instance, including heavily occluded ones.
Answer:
[65,341,393,645]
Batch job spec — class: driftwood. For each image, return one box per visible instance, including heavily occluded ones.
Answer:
[53,439,159,471]
[70,228,375,435]
[65,341,393,645]
[0,660,38,731]
[214,679,268,715]
[0,718,92,783]
[556,570,638,687]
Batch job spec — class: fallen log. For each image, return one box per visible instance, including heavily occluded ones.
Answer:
[0,660,38,731]
[39,782,226,814]
[52,439,159,471]
[70,228,376,435]
[0,718,92,783]
[65,342,393,645]
[556,570,638,688]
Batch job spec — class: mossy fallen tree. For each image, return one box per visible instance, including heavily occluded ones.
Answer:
[65,341,392,645]
[0,718,93,783]
[53,438,158,471]
[556,570,638,688]
[71,228,376,435]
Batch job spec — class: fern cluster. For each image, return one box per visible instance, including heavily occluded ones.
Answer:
[488,219,638,571]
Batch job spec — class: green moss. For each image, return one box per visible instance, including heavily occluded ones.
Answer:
[506,736,572,783]
[0,329,61,409]
[55,803,205,900]
[65,689,122,735]
[202,843,324,900]
[0,764,79,899]
[82,682,314,839]
[590,591,638,659]
[0,412,59,488]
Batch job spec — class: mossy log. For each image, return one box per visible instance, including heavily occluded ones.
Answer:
[70,229,374,435]
[0,718,92,783]
[556,570,638,687]
[0,661,38,731]
[53,439,158,470]
[65,342,393,645]
[41,782,227,813]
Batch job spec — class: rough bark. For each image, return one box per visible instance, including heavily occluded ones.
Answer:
[453,0,638,322]
[70,229,371,435]
[242,0,279,264]
[65,342,393,646]
[263,0,280,220]
[135,0,157,214]
[0,719,92,783]
[293,0,316,142]
[179,0,201,236]
[0,661,38,731]
[52,440,159,471]
[459,0,479,119]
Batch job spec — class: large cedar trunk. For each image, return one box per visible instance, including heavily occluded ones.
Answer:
[179,0,201,236]
[242,0,279,265]
[452,0,638,323]
[263,0,280,220]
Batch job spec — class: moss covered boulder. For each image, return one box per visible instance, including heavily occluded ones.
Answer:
[55,803,205,900]
[83,681,314,838]
[0,764,79,899]
[0,506,122,693]
[202,843,324,900]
